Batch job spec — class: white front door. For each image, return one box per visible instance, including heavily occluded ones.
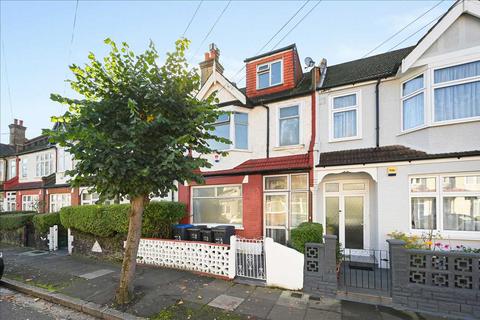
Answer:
[324,180,369,249]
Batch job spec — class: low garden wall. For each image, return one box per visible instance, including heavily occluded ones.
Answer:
[388,239,480,319]
[69,228,125,261]
[137,237,235,279]
[0,212,36,247]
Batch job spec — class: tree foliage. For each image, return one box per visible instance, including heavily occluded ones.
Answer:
[46,38,228,200]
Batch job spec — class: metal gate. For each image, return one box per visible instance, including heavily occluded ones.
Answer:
[339,249,391,296]
[235,238,266,280]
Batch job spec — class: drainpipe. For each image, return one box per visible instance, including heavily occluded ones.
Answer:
[375,78,381,148]
[260,103,270,158]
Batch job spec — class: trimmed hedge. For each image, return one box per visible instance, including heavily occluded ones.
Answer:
[32,212,61,234]
[0,210,35,215]
[60,201,186,238]
[290,222,324,253]
[0,213,35,231]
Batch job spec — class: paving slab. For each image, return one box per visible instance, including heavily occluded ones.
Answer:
[305,308,341,320]
[79,269,115,280]
[250,286,282,301]
[341,300,382,320]
[183,286,222,304]
[308,296,341,313]
[208,294,244,311]
[236,296,276,319]
[276,290,309,310]
[267,304,306,320]
[225,283,254,299]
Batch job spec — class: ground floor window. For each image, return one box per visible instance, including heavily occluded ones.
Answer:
[50,193,71,212]
[192,185,243,226]
[6,192,16,211]
[80,190,115,205]
[22,194,39,212]
[410,173,480,232]
[264,173,308,244]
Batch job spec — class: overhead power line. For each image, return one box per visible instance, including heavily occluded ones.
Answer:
[63,0,80,94]
[362,0,445,58]
[182,0,203,37]
[192,0,232,57]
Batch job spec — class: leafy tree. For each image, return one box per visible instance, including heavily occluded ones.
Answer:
[46,38,228,304]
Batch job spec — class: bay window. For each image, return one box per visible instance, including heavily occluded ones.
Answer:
[8,159,16,179]
[50,193,71,212]
[36,153,54,177]
[192,185,242,226]
[279,105,300,146]
[22,195,39,212]
[402,75,425,130]
[410,173,480,232]
[257,60,282,89]
[330,93,359,140]
[209,112,248,151]
[21,159,28,178]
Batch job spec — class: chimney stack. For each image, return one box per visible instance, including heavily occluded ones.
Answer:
[199,43,224,86]
[9,118,27,150]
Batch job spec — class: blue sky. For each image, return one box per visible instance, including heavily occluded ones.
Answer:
[0,0,455,142]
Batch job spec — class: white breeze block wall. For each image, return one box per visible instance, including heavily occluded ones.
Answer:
[137,238,235,279]
[265,237,304,290]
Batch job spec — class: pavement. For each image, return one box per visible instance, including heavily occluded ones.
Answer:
[0,244,448,320]
[0,286,96,320]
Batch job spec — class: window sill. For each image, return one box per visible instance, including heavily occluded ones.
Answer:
[398,117,480,136]
[227,149,252,153]
[328,136,362,143]
[256,82,284,91]
[272,144,305,151]
[192,223,244,230]
[397,125,428,136]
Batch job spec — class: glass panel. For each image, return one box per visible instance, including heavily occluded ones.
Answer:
[344,196,364,249]
[290,192,308,227]
[266,228,286,245]
[271,61,282,85]
[325,197,339,240]
[265,176,288,190]
[343,183,365,191]
[411,197,436,229]
[217,186,241,197]
[193,187,215,197]
[258,64,269,72]
[333,110,357,138]
[434,81,480,122]
[216,114,230,123]
[402,75,424,96]
[325,183,339,192]
[265,194,287,226]
[258,72,269,89]
[333,94,356,109]
[193,198,242,224]
[443,176,480,192]
[280,106,299,118]
[434,60,480,83]
[234,113,248,149]
[291,174,308,190]
[209,121,230,150]
[403,93,424,130]
[443,196,480,231]
[410,177,436,192]
[279,117,299,145]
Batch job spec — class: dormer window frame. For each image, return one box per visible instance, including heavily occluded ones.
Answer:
[256,59,284,90]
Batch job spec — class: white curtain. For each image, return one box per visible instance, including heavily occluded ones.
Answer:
[333,94,356,108]
[434,81,480,121]
[334,110,356,138]
[434,60,480,83]
[403,93,424,130]
[403,75,424,96]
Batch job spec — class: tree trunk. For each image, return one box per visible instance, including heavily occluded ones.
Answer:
[115,195,145,304]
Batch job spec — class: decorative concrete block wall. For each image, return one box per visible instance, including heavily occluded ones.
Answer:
[303,235,338,297]
[137,237,235,279]
[388,239,480,319]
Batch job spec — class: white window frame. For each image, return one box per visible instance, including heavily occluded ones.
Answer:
[210,112,250,151]
[190,184,243,228]
[409,172,480,239]
[49,193,71,212]
[328,91,362,142]
[430,58,480,126]
[21,158,28,178]
[0,160,4,181]
[256,59,283,90]
[35,152,54,177]
[6,191,16,211]
[22,194,39,212]
[277,104,301,147]
[8,159,16,180]
[400,73,427,133]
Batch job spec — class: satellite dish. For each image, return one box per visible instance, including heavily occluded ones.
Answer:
[304,57,315,68]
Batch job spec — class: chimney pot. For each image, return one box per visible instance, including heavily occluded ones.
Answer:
[14,119,18,125]
[19,120,23,126]
[199,43,224,87]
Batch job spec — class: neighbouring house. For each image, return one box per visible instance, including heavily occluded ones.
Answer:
[178,43,319,242]
[313,0,480,252]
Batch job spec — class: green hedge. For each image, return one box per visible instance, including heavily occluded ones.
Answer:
[32,212,61,234]
[0,213,35,231]
[60,201,186,238]
[290,222,324,253]
[0,210,35,215]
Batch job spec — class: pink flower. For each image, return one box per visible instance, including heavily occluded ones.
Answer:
[435,242,441,247]
[444,244,449,249]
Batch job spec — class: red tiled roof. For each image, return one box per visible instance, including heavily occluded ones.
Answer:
[203,154,310,177]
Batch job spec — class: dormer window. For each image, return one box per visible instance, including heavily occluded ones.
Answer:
[257,60,283,90]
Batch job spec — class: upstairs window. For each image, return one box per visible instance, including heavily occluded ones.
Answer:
[402,75,425,131]
[433,60,480,123]
[36,153,54,177]
[209,112,248,151]
[257,60,282,90]
[21,159,28,178]
[279,105,300,146]
[8,159,16,180]
[331,93,359,140]
[58,148,73,172]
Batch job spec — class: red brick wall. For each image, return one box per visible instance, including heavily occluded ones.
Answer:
[246,49,300,98]
[177,174,264,238]
[17,189,44,212]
